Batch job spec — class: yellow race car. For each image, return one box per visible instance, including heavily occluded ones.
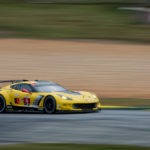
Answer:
[0,80,101,114]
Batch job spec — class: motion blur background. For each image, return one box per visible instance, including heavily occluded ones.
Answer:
[0,0,150,40]
[0,0,150,106]
[0,1,150,149]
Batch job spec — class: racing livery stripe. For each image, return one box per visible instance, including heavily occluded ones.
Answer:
[33,95,44,106]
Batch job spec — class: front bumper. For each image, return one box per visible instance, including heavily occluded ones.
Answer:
[57,102,101,111]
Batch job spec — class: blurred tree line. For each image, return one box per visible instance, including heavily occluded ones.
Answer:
[0,0,149,5]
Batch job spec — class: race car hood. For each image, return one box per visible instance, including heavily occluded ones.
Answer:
[53,90,97,102]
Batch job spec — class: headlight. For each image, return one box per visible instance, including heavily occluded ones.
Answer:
[92,94,97,99]
[57,94,72,100]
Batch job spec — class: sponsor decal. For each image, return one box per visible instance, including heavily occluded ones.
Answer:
[15,98,20,104]
[6,89,11,90]
[20,99,23,101]
[7,106,12,109]
[14,97,30,105]
[15,94,20,97]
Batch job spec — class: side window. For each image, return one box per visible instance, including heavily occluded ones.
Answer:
[11,84,21,91]
[20,84,33,92]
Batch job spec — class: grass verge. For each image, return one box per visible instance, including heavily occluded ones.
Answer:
[0,144,150,150]
[100,98,150,107]
[0,2,149,42]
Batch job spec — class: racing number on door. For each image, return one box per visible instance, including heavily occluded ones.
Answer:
[23,97,30,106]
[20,84,33,106]
[11,84,32,106]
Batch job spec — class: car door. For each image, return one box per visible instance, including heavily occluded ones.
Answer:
[20,84,39,108]
[19,84,33,107]
[11,84,25,107]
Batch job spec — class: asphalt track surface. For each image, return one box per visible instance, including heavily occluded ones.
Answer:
[0,110,150,147]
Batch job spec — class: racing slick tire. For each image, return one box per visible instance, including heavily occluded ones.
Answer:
[43,96,56,114]
[0,95,6,113]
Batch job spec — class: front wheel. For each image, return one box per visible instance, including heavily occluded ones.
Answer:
[0,95,6,113]
[43,96,56,114]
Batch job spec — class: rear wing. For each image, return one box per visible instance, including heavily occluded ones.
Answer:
[0,80,28,84]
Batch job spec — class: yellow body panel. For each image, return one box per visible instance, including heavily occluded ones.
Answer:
[0,81,101,112]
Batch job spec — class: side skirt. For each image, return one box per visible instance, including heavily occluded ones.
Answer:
[12,106,42,111]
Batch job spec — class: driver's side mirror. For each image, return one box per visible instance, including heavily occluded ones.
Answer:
[21,89,32,94]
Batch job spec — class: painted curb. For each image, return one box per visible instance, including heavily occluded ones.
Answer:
[101,105,150,110]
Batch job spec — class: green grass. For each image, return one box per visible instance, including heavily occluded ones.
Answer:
[0,0,142,4]
[0,2,149,42]
[0,144,150,150]
[101,98,150,107]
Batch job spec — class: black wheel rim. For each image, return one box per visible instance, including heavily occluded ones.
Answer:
[0,99,4,112]
[45,99,54,112]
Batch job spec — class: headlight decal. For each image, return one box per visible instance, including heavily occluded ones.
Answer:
[92,94,97,99]
[57,94,72,100]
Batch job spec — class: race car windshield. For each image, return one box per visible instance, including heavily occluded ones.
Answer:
[34,84,67,92]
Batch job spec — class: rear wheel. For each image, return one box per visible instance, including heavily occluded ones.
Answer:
[0,95,6,113]
[43,96,56,114]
